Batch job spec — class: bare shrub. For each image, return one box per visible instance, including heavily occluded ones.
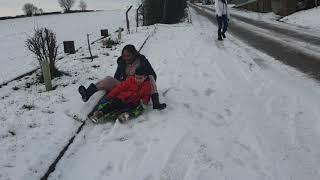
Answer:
[22,3,37,16]
[26,28,60,78]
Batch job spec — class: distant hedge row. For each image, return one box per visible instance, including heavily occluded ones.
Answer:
[143,0,187,25]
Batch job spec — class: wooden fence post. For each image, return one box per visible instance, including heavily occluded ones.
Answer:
[118,27,122,41]
[136,4,143,32]
[87,34,94,61]
[126,5,133,34]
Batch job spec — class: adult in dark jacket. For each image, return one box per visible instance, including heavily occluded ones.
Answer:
[78,44,166,110]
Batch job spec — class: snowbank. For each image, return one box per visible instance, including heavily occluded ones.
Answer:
[281,7,320,30]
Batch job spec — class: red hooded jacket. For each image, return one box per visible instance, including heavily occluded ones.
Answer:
[106,76,151,106]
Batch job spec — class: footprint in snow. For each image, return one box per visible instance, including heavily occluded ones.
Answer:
[99,162,114,177]
[191,89,200,97]
[205,88,215,96]
[202,72,209,77]
[224,108,232,116]
[197,144,224,171]
[183,103,190,109]
[143,174,154,180]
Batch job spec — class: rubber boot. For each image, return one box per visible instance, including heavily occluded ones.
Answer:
[151,93,167,110]
[78,85,88,102]
[78,83,97,102]
[218,31,223,41]
[222,32,226,39]
[86,83,98,101]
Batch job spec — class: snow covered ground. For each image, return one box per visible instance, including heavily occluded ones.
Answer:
[0,8,138,84]
[281,7,320,30]
[1,4,320,180]
[0,23,153,180]
[20,8,320,180]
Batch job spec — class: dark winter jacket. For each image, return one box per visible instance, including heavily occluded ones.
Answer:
[114,54,157,82]
[107,76,152,106]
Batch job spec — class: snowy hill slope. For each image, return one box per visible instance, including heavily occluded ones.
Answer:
[0,9,137,85]
[43,9,320,180]
[0,26,153,180]
[1,5,320,180]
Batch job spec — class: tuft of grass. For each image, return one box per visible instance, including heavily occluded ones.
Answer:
[102,38,119,48]
[21,104,35,111]
[12,86,20,91]
[8,131,16,136]
[92,65,100,69]
[88,77,98,81]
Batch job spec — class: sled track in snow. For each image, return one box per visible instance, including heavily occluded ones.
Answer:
[40,26,157,180]
[189,3,320,81]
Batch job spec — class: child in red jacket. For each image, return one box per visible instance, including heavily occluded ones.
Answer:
[92,66,151,120]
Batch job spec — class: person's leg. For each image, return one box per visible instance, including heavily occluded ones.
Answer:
[216,15,223,41]
[79,76,120,102]
[96,76,120,92]
[149,75,158,94]
[149,75,166,110]
[222,15,228,38]
[100,99,129,114]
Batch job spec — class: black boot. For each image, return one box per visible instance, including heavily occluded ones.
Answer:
[78,83,97,102]
[218,31,223,41]
[151,93,166,110]
[78,85,88,102]
[222,32,226,39]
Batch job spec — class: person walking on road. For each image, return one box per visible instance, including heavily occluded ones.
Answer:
[215,0,230,41]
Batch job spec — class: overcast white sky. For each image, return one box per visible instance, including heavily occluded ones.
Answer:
[0,0,140,17]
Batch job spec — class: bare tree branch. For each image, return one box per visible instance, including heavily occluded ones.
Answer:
[26,28,59,78]
[58,0,76,12]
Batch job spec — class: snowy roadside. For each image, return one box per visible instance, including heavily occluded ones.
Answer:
[231,7,320,33]
[0,25,154,180]
[197,4,320,36]
[281,7,320,30]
